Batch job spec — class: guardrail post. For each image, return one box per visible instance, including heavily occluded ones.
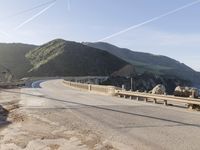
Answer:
[144,97,148,102]
[153,98,157,104]
[163,100,168,106]
[191,91,195,98]
[88,84,91,91]
[136,97,139,101]
[188,104,194,110]
[130,96,133,100]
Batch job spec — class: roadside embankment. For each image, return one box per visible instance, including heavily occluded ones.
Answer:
[0,89,21,131]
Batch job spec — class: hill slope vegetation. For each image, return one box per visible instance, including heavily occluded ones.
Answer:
[26,39,128,77]
[0,43,36,78]
[0,39,199,88]
[85,42,200,84]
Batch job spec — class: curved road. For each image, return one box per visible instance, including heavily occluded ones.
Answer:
[20,79,200,150]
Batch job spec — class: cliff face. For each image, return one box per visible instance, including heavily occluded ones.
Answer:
[101,73,191,94]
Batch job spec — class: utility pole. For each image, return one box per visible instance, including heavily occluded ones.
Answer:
[130,77,133,91]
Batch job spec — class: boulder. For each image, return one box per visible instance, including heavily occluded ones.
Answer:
[174,86,199,98]
[151,84,166,95]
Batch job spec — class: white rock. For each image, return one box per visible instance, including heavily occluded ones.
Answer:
[152,84,166,95]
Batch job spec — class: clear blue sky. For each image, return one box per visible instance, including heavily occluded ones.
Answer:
[0,0,200,71]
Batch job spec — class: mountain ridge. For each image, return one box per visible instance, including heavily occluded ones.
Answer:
[26,39,129,77]
[0,39,199,85]
[0,43,37,78]
[85,42,200,84]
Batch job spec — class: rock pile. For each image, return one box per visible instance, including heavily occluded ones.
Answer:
[174,86,199,98]
[151,84,166,95]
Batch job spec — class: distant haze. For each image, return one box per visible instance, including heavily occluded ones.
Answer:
[0,0,200,71]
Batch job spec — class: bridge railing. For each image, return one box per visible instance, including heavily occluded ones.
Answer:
[63,80,200,110]
[116,90,200,109]
[63,80,118,96]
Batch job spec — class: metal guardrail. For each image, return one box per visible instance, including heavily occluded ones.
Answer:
[116,90,200,109]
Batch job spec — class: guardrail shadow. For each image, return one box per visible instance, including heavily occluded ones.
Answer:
[2,89,200,129]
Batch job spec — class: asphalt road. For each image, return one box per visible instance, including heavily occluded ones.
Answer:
[20,79,200,150]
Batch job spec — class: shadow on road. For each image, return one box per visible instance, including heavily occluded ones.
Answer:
[3,89,200,129]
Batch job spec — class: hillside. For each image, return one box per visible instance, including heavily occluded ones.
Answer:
[85,42,200,84]
[26,39,128,77]
[0,43,37,78]
[0,39,198,90]
[111,64,136,77]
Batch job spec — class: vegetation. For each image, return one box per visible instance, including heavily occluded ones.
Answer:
[0,39,198,93]
[86,42,200,84]
[26,39,128,77]
[0,43,36,78]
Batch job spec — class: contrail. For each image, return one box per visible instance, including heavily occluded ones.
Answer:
[0,30,10,37]
[0,30,13,41]
[98,0,200,42]
[0,0,56,22]
[15,1,56,30]
[67,0,71,11]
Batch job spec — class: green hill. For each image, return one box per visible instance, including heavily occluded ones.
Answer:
[26,39,128,77]
[0,39,199,88]
[85,42,200,84]
[0,43,36,78]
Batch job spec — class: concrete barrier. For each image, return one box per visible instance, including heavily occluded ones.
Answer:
[63,80,118,96]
